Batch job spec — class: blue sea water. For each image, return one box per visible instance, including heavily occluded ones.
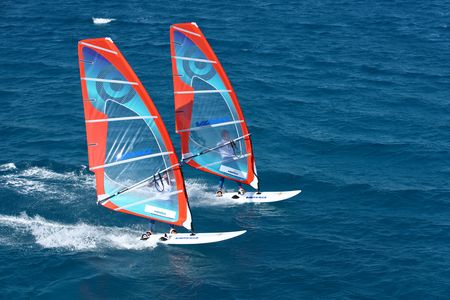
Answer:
[1,0,450,298]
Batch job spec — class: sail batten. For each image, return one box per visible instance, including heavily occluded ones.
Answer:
[79,42,118,54]
[175,89,230,94]
[79,38,193,229]
[85,116,157,123]
[172,56,217,63]
[81,77,138,85]
[176,120,244,133]
[170,23,258,188]
[171,26,201,37]
[89,152,173,171]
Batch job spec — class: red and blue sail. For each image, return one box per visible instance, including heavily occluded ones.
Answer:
[170,23,259,189]
[78,38,192,230]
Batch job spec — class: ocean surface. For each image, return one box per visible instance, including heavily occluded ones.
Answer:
[1,0,450,299]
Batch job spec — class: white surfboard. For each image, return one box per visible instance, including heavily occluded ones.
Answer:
[144,230,246,245]
[221,190,301,203]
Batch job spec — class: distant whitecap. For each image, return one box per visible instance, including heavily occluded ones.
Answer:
[92,17,115,25]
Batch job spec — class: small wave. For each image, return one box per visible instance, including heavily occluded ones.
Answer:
[0,213,156,251]
[0,164,94,202]
[92,17,115,25]
[0,163,17,171]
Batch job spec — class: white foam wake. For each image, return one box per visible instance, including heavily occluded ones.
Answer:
[0,164,95,202]
[184,178,210,205]
[0,213,156,251]
[184,178,243,207]
[92,17,115,25]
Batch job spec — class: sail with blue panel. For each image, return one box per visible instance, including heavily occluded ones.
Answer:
[78,37,192,230]
[170,23,259,189]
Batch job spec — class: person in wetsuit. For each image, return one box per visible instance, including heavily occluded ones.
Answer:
[215,130,245,197]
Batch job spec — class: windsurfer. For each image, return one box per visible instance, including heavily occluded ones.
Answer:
[216,130,245,197]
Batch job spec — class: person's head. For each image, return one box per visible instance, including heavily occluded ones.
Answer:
[221,130,230,140]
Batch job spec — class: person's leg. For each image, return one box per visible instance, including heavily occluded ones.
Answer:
[147,219,155,233]
[237,181,245,195]
[141,220,155,240]
[216,177,225,197]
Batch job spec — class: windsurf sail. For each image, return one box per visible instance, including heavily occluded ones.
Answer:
[78,37,193,230]
[170,23,259,189]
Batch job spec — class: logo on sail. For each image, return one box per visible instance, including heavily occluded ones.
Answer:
[115,149,153,161]
[195,116,231,128]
